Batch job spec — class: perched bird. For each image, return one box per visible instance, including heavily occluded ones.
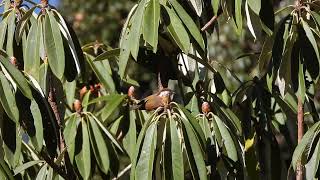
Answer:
[128,85,174,111]
[139,88,174,111]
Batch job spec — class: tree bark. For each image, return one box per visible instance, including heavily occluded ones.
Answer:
[296,98,304,180]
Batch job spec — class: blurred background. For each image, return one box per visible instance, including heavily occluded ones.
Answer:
[55,0,294,91]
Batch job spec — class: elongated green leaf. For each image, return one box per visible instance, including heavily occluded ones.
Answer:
[88,116,110,174]
[15,6,37,43]
[170,119,183,180]
[75,120,91,180]
[301,19,320,61]
[234,0,243,35]
[129,0,147,60]
[164,6,190,53]
[123,110,137,160]
[13,160,44,175]
[0,158,14,180]
[0,72,19,122]
[63,114,78,162]
[169,0,204,50]
[0,19,8,49]
[135,122,157,180]
[100,95,126,122]
[89,113,124,152]
[85,54,115,92]
[6,10,15,57]
[30,100,44,152]
[86,94,125,106]
[181,117,207,180]
[44,10,65,79]
[25,20,40,80]
[214,115,238,161]
[292,121,320,171]
[189,0,202,16]
[93,48,120,61]
[247,0,260,14]
[0,50,32,99]
[36,164,48,180]
[143,0,160,52]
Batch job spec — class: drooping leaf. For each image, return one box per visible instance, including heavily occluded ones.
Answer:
[164,6,190,53]
[35,164,48,180]
[0,72,19,122]
[143,0,160,52]
[135,121,157,180]
[88,116,110,175]
[169,0,205,50]
[44,10,65,79]
[6,10,16,57]
[25,20,40,80]
[170,119,184,180]
[13,160,44,175]
[15,6,37,43]
[75,120,91,180]
[188,0,202,16]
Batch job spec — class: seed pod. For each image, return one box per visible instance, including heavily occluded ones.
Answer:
[79,86,88,100]
[73,99,82,112]
[128,86,135,98]
[10,57,18,68]
[201,101,211,114]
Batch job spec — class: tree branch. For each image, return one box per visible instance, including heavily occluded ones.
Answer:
[296,98,304,180]
[201,7,223,32]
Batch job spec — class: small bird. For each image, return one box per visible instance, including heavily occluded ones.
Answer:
[128,86,174,111]
[139,88,174,111]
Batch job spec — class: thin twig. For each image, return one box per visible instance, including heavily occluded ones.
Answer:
[112,164,132,180]
[201,7,223,32]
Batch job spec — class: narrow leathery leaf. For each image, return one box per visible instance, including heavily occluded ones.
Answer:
[143,0,160,52]
[247,0,260,14]
[36,164,48,180]
[181,117,207,180]
[0,72,19,122]
[164,6,190,53]
[235,0,243,34]
[13,160,44,175]
[301,19,320,61]
[15,6,37,43]
[46,167,53,180]
[259,0,274,32]
[188,0,202,16]
[75,120,91,180]
[170,119,183,180]
[0,20,8,49]
[258,36,273,76]
[30,100,44,152]
[6,10,16,57]
[88,116,110,174]
[119,28,131,79]
[169,0,204,50]
[86,94,125,106]
[129,0,147,60]
[89,113,124,152]
[135,122,157,180]
[130,112,154,179]
[44,11,65,79]
[214,115,238,161]
[64,114,78,162]
[297,60,305,103]
[0,52,32,99]
[25,20,40,80]
[100,95,126,122]
[245,1,256,39]
[292,121,320,171]
[93,48,120,61]
[123,110,137,160]
[52,9,82,77]
[85,54,115,92]
[178,105,206,148]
